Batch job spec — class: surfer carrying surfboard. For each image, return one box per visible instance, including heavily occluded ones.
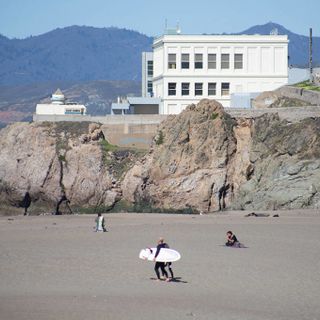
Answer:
[154,238,170,282]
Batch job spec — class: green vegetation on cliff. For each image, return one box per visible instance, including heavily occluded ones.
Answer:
[294,81,320,92]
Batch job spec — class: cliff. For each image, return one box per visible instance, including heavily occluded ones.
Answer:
[1,99,320,215]
[0,122,144,215]
[122,99,320,212]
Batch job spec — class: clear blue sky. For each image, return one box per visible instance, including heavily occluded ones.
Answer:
[0,0,319,39]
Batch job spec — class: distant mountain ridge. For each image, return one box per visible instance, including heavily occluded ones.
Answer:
[0,23,319,86]
[0,26,153,85]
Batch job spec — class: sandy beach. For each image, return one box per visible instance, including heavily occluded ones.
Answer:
[0,211,320,320]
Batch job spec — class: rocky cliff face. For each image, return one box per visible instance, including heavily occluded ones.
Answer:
[0,122,142,214]
[235,113,320,210]
[122,99,320,212]
[1,99,320,215]
[122,100,237,212]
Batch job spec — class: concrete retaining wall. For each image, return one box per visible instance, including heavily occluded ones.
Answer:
[227,106,320,122]
[33,106,320,148]
[33,114,167,124]
[33,114,167,149]
[101,123,160,149]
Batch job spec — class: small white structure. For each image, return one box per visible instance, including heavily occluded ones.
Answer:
[144,32,289,114]
[36,89,87,115]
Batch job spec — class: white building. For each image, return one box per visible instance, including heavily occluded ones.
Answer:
[148,33,288,114]
[36,89,87,115]
[141,52,154,97]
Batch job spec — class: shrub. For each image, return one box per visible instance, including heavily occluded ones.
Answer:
[155,130,164,145]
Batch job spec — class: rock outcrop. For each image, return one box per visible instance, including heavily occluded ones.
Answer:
[253,85,320,108]
[122,100,238,212]
[235,113,320,210]
[122,99,320,212]
[1,99,320,214]
[0,122,142,214]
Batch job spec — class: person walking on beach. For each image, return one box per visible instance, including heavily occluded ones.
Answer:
[95,213,107,232]
[154,238,169,281]
[226,231,239,247]
[162,242,174,280]
[21,192,31,216]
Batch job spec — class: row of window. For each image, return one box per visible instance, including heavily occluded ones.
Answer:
[168,53,243,70]
[168,82,230,96]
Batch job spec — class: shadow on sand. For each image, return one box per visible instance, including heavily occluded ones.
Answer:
[149,277,188,283]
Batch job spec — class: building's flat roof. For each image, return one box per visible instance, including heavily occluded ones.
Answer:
[127,97,161,105]
[153,34,289,47]
[111,98,161,110]
[36,103,86,108]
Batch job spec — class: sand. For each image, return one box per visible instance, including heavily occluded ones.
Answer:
[0,211,320,320]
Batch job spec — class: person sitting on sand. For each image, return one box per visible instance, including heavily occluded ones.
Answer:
[153,238,170,282]
[95,213,107,232]
[226,231,239,247]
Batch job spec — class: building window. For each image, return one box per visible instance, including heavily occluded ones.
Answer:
[168,54,176,69]
[147,81,153,95]
[168,82,176,96]
[181,54,189,69]
[195,54,203,69]
[181,82,190,95]
[208,83,216,95]
[234,54,243,69]
[221,54,230,69]
[195,83,203,95]
[221,82,230,96]
[147,60,153,76]
[208,54,216,69]
[65,109,83,114]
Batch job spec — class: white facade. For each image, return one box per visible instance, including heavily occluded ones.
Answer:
[151,34,289,114]
[36,89,86,115]
[36,103,86,115]
[141,52,154,97]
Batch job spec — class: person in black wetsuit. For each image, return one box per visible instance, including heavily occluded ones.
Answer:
[162,242,174,279]
[153,238,169,281]
[226,231,239,247]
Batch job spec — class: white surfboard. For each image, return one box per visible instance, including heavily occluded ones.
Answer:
[139,247,181,262]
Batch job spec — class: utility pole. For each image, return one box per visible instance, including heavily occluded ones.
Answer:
[309,28,313,83]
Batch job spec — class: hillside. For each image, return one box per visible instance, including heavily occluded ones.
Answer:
[0,26,153,85]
